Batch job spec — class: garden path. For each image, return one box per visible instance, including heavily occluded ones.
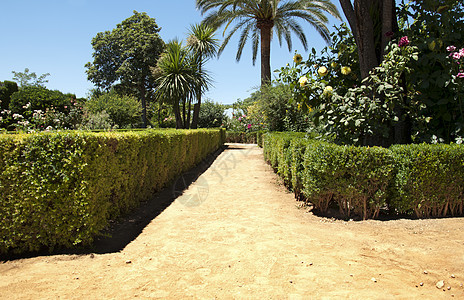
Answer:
[1,144,464,299]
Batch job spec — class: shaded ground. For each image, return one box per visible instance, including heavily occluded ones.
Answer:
[1,144,464,299]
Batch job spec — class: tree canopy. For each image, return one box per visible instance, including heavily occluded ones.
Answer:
[85,11,165,127]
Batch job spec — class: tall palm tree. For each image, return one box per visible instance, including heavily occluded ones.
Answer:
[154,40,210,129]
[196,0,341,86]
[187,23,219,129]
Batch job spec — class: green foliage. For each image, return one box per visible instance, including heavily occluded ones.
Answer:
[390,143,464,218]
[246,84,312,132]
[302,142,395,219]
[78,111,114,130]
[198,99,225,128]
[0,129,225,255]
[225,131,265,145]
[399,0,464,142]
[11,68,50,87]
[9,86,75,115]
[85,11,165,127]
[262,132,464,220]
[0,81,18,110]
[83,90,142,128]
[154,39,210,128]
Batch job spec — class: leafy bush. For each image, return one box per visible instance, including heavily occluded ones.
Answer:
[0,81,18,110]
[262,132,464,220]
[198,99,226,128]
[0,129,224,255]
[84,90,142,128]
[390,143,464,217]
[302,142,395,219]
[9,86,74,115]
[226,131,265,145]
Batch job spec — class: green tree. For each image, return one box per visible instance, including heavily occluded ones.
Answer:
[187,23,219,129]
[196,0,341,86]
[198,99,226,128]
[85,11,165,127]
[0,81,19,110]
[154,40,209,129]
[11,68,50,87]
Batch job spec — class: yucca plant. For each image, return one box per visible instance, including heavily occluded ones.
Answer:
[187,23,219,129]
[154,40,210,129]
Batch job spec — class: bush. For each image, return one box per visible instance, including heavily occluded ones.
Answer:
[226,131,265,145]
[262,132,464,220]
[302,142,395,219]
[0,81,19,110]
[0,129,224,255]
[9,86,74,114]
[84,91,142,128]
[390,143,464,218]
[198,100,226,128]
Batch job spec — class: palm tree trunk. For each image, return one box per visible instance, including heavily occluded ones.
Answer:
[259,20,273,86]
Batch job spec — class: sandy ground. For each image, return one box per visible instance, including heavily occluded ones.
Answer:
[1,143,464,299]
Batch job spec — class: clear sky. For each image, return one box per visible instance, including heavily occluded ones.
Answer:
[0,0,343,105]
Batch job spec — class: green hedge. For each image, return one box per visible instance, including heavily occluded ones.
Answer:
[0,129,224,255]
[225,131,265,146]
[263,132,464,220]
[390,144,464,218]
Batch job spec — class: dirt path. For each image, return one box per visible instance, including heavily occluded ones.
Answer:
[1,144,464,299]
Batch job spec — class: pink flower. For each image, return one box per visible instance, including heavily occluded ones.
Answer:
[247,124,252,129]
[447,45,456,52]
[64,106,68,109]
[457,72,464,78]
[452,52,462,60]
[398,36,409,47]
[238,117,242,121]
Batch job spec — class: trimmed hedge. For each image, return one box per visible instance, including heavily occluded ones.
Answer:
[0,129,224,254]
[390,144,464,218]
[263,132,464,220]
[225,131,265,146]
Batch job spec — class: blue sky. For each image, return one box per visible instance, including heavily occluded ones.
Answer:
[0,0,343,105]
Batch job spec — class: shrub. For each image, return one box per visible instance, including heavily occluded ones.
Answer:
[302,142,395,219]
[390,143,464,217]
[0,129,224,255]
[198,100,226,128]
[9,86,74,114]
[84,91,142,128]
[0,81,19,110]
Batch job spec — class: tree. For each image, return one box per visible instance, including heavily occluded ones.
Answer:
[154,40,210,129]
[196,0,341,86]
[187,23,219,129]
[338,0,397,79]
[197,99,226,128]
[85,11,165,127]
[0,81,18,110]
[11,68,50,87]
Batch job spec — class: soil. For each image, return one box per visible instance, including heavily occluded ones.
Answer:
[1,143,464,299]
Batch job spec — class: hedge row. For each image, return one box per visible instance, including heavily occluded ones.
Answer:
[225,131,264,146]
[0,129,225,255]
[263,132,464,220]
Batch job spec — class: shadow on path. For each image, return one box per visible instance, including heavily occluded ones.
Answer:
[3,146,227,261]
